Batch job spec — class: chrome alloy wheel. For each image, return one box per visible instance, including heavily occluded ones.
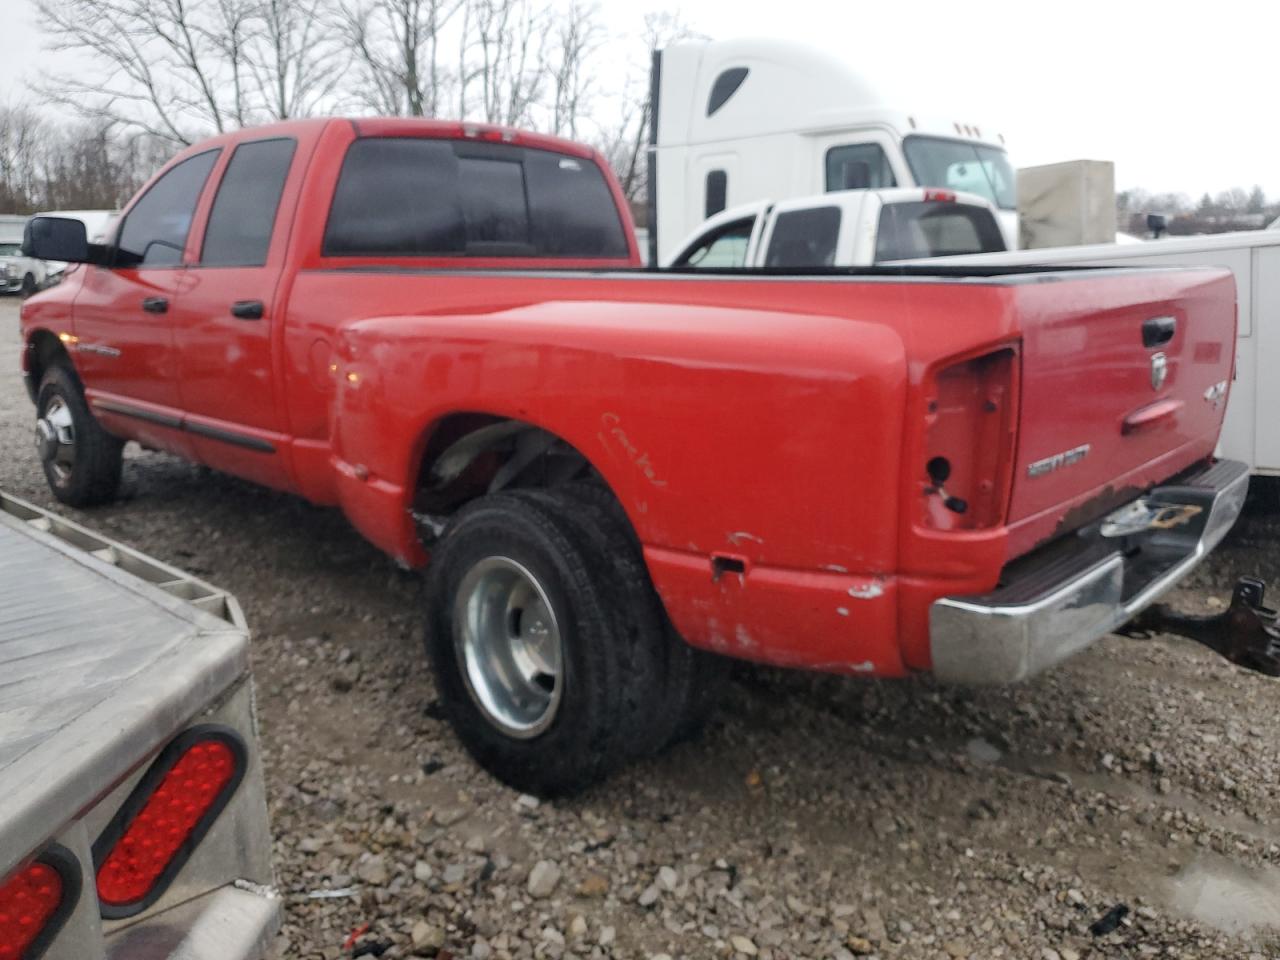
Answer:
[454,556,564,738]
[35,396,75,482]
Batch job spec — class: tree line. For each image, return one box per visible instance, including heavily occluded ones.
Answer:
[1118,186,1279,236]
[2,0,694,214]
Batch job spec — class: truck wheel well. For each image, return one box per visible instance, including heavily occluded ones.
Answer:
[412,414,616,544]
[26,330,73,392]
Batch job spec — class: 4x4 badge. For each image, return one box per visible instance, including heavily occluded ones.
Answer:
[1151,352,1168,391]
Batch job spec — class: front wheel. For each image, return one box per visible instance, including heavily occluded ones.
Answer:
[21,273,36,297]
[35,365,124,506]
[424,491,643,796]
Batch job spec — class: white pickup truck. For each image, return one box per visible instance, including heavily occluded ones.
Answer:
[665,187,1007,268]
[0,492,279,960]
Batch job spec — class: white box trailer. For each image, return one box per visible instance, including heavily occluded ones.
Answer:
[909,230,1280,475]
[0,492,279,960]
[1016,159,1116,249]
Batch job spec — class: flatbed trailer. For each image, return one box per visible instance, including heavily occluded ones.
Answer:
[0,492,279,960]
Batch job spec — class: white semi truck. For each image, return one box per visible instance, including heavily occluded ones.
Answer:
[647,38,1019,264]
[0,492,279,960]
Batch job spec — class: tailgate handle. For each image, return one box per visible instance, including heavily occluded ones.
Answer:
[1143,315,1176,348]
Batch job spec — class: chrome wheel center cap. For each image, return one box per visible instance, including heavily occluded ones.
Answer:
[35,419,58,462]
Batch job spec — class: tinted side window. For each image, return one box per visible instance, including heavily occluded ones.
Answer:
[674,217,753,268]
[824,144,897,191]
[765,207,841,267]
[325,139,629,258]
[117,150,219,267]
[874,202,1007,261]
[201,138,297,266]
[705,170,727,218]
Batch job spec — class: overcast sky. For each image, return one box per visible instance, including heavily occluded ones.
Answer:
[4,0,1277,198]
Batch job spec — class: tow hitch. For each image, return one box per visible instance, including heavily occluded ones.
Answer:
[1120,577,1280,676]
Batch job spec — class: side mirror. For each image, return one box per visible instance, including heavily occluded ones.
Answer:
[23,216,97,264]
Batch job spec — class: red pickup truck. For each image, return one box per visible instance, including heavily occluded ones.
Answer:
[19,118,1269,794]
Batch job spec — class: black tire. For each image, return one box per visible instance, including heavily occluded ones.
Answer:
[35,365,124,507]
[424,491,638,796]
[21,273,36,298]
[536,484,725,753]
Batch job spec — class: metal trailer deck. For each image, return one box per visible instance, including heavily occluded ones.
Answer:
[0,492,279,960]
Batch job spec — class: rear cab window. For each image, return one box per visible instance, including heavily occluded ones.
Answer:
[765,207,841,267]
[874,202,1007,261]
[323,138,630,259]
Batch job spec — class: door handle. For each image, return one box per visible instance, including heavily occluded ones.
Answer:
[1142,315,1176,348]
[141,296,169,314]
[230,300,264,320]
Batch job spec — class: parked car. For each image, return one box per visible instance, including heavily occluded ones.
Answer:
[0,236,48,296]
[666,187,1006,268]
[0,491,278,960]
[17,117,1269,795]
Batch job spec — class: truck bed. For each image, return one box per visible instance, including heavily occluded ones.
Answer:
[0,493,249,878]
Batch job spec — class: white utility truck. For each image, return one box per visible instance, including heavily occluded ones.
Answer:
[647,38,1019,265]
[908,231,1280,475]
[666,187,1006,269]
[0,492,279,960]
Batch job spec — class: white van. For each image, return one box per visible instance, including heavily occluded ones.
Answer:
[648,38,1019,264]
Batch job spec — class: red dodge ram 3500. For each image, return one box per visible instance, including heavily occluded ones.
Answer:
[19,118,1276,794]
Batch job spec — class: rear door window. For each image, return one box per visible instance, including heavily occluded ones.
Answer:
[201,138,297,267]
[324,138,629,258]
[874,202,1007,261]
[765,207,841,267]
[116,150,220,267]
[673,217,754,268]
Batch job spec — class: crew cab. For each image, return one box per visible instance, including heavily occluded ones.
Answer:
[666,187,1006,268]
[18,118,1255,795]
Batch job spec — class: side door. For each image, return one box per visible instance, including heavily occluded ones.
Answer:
[169,136,300,491]
[73,149,221,457]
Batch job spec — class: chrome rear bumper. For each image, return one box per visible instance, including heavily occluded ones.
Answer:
[930,459,1250,684]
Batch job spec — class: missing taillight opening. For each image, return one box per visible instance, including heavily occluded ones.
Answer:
[0,846,80,960]
[93,726,246,919]
[921,347,1018,530]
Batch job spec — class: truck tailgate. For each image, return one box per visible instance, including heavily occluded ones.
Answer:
[1004,268,1236,555]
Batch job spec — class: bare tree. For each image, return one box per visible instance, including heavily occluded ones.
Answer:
[594,9,702,204]
[36,0,344,143]
[250,0,348,119]
[544,1,601,139]
[467,0,547,127]
[339,0,466,116]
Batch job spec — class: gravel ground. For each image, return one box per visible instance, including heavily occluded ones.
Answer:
[5,297,1280,960]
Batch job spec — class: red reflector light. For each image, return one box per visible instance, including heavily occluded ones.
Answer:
[923,189,957,203]
[95,731,243,916]
[0,862,63,960]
